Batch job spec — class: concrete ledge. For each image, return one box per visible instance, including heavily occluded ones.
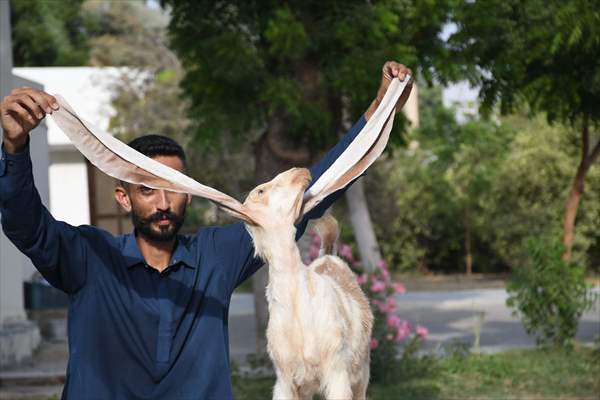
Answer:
[0,321,41,368]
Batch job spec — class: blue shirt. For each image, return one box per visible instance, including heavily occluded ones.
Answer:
[0,116,366,399]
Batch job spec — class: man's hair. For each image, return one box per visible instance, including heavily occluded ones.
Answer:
[118,135,187,190]
[127,134,187,167]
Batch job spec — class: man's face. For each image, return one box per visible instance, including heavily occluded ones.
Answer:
[116,155,189,242]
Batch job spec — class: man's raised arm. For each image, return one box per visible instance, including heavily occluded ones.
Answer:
[295,61,413,237]
[1,88,88,293]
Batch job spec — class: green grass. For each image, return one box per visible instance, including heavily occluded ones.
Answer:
[232,345,600,399]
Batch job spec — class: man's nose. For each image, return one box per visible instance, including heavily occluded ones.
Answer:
[156,190,171,211]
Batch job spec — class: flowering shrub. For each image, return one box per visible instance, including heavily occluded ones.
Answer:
[306,230,428,382]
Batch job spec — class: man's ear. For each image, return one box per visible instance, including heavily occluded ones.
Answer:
[115,184,132,213]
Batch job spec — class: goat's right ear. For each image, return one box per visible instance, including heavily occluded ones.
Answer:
[219,203,259,226]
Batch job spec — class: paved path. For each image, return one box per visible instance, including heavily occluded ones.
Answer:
[394,287,600,353]
[228,286,600,359]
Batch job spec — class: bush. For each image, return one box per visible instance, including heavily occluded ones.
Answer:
[506,238,597,348]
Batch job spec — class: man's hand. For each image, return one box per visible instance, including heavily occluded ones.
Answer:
[365,61,413,121]
[1,87,59,154]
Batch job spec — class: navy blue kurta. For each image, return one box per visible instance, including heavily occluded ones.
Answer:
[0,116,366,399]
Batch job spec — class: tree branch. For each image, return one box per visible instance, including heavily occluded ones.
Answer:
[266,119,310,164]
[589,138,600,166]
[582,114,589,159]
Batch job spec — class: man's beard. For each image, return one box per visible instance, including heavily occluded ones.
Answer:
[131,205,186,242]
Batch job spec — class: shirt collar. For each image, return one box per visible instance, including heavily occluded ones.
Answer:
[122,230,196,269]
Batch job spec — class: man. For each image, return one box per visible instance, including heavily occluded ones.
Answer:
[0,62,411,399]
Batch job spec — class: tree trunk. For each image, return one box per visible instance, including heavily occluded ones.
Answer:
[562,119,600,260]
[345,179,381,272]
[465,213,473,275]
[337,96,382,273]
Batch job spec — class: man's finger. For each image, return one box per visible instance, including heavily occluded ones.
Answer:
[24,90,53,114]
[5,101,37,126]
[42,92,59,110]
[10,87,57,112]
[15,94,45,119]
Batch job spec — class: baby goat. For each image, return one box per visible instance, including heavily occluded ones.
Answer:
[226,167,373,400]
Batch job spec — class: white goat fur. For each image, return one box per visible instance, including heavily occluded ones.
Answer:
[229,168,374,400]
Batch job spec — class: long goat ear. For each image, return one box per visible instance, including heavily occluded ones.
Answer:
[50,76,409,226]
[50,95,255,222]
[217,202,259,226]
[300,76,412,217]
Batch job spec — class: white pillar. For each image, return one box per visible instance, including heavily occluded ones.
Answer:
[0,0,44,367]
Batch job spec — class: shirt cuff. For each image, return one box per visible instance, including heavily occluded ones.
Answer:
[0,137,32,177]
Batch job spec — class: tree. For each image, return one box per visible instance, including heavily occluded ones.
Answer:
[163,0,457,353]
[10,0,90,66]
[483,114,600,270]
[449,0,600,260]
[369,86,513,274]
[368,88,600,274]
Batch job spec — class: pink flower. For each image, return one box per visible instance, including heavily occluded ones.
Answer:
[416,325,429,339]
[370,338,379,350]
[383,297,397,314]
[392,282,406,294]
[338,244,354,261]
[356,273,368,285]
[380,268,390,281]
[370,279,386,293]
[395,321,412,342]
[387,314,402,329]
[376,259,388,270]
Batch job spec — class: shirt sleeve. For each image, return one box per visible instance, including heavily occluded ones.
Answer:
[218,116,367,291]
[0,141,88,294]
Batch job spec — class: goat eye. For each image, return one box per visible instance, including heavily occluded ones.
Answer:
[257,189,264,195]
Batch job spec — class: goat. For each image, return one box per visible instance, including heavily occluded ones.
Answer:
[225,167,373,400]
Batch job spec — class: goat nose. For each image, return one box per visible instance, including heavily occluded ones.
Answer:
[293,168,311,184]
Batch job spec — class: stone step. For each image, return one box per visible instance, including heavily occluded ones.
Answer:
[0,384,63,400]
[0,370,65,388]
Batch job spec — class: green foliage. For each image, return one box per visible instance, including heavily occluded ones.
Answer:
[369,86,513,272]
[162,0,458,151]
[483,114,600,268]
[10,0,172,67]
[506,239,598,347]
[83,0,173,68]
[450,0,600,125]
[10,0,91,66]
[368,86,600,273]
